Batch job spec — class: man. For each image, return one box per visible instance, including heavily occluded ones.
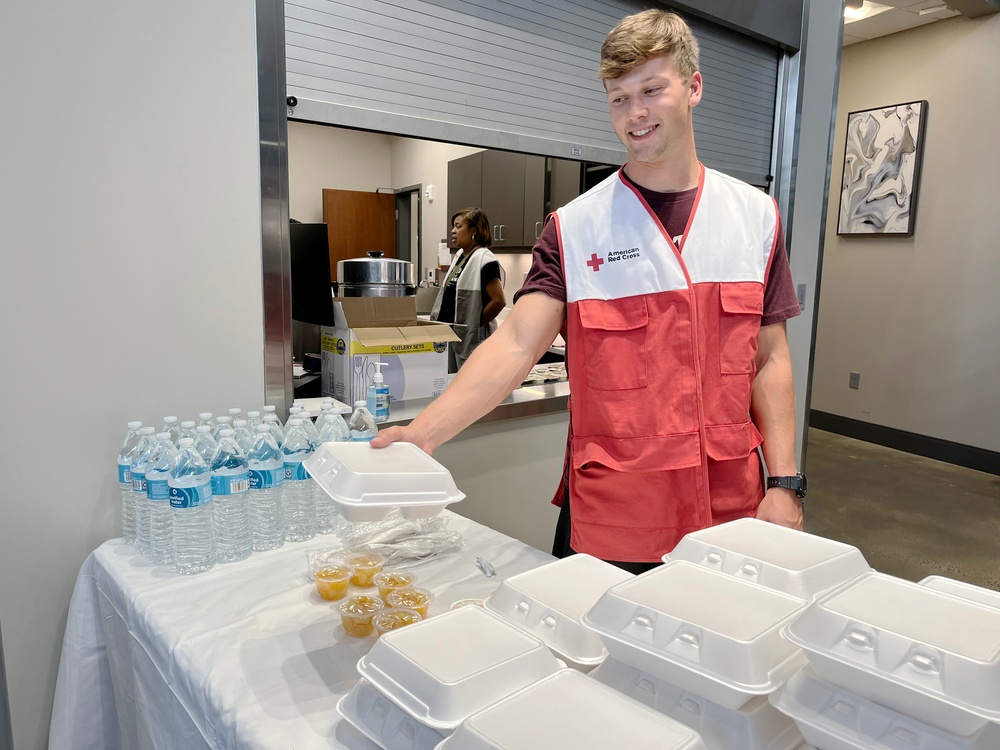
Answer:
[373,9,804,572]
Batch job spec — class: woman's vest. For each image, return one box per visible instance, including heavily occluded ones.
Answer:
[430,246,499,368]
[553,165,780,561]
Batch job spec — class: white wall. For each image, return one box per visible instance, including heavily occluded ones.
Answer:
[811,14,1000,452]
[287,122,393,222]
[0,2,264,747]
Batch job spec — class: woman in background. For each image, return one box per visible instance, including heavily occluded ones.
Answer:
[430,207,506,372]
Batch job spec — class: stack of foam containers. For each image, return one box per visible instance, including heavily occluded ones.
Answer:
[581,518,873,750]
[773,570,1000,750]
[435,669,708,750]
[483,554,634,672]
[337,606,564,750]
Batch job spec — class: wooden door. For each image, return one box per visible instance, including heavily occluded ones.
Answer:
[321,189,396,273]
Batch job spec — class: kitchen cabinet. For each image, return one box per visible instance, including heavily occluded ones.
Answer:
[448,150,562,249]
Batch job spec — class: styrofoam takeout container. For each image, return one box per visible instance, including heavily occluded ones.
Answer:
[356,605,563,730]
[303,441,464,521]
[782,571,1000,735]
[337,677,446,750]
[920,575,1000,608]
[592,656,802,750]
[435,668,707,750]
[484,554,633,671]
[770,665,1000,750]
[581,560,809,709]
[665,518,871,601]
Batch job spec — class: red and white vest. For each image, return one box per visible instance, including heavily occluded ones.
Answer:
[553,165,780,562]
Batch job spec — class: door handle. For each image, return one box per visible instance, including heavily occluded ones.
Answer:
[535,221,542,239]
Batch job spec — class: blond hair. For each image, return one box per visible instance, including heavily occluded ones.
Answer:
[599,9,700,82]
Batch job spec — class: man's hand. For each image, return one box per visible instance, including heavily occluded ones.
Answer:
[755,487,803,530]
[370,424,436,454]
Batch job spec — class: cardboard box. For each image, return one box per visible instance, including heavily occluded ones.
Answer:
[321,297,460,407]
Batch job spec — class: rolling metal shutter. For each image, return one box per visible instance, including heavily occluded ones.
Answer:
[285,0,778,186]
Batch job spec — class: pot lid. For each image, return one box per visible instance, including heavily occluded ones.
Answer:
[337,251,415,286]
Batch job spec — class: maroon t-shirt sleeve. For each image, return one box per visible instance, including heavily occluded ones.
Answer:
[761,219,801,326]
[514,215,566,304]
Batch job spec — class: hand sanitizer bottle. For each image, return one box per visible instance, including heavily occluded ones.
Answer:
[366,362,390,423]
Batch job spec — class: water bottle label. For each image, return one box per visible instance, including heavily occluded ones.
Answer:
[132,472,147,493]
[118,462,132,486]
[350,431,374,442]
[169,482,213,509]
[212,471,250,496]
[284,460,312,481]
[147,477,171,500]
[249,467,284,490]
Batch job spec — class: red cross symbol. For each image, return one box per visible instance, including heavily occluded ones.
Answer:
[586,253,605,272]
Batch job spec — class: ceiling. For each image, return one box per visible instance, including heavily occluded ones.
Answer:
[843,0,963,45]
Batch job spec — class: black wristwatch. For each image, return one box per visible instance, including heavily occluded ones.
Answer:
[767,472,807,499]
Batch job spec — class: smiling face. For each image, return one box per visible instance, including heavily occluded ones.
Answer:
[606,54,702,178]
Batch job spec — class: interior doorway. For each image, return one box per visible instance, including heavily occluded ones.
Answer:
[395,184,422,274]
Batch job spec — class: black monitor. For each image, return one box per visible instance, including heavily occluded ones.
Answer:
[289,222,335,326]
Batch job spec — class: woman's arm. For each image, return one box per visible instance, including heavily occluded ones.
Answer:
[481,276,506,325]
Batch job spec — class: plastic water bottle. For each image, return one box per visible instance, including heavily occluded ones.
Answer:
[160,416,180,444]
[169,437,216,575]
[348,401,378,442]
[245,410,262,432]
[262,412,284,447]
[228,407,242,422]
[316,412,351,443]
[146,432,178,566]
[247,424,285,551]
[117,421,143,545]
[193,425,219,465]
[211,428,252,563]
[213,415,232,440]
[197,412,214,428]
[130,426,157,555]
[314,414,349,533]
[178,420,197,442]
[290,406,321,447]
[281,419,316,542]
[231,418,254,453]
[263,404,283,432]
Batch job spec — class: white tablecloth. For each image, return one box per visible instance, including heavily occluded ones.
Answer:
[50,512,553,749]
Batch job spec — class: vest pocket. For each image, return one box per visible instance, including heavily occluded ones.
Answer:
[718,284,763,375]
[577,297,649,390]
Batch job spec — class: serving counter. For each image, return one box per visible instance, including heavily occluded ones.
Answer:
[49,512,554,750]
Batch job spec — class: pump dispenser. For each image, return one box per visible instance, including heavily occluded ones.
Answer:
[366,362,390,423]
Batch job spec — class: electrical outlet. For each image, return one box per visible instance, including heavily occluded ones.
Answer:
[849,371,860,389]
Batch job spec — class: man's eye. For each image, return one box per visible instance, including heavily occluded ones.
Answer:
[645,87,661,95]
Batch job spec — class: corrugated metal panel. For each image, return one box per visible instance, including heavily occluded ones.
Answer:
[286,0,778,185]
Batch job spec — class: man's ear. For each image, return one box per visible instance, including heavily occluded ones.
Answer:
[688,71,703,108]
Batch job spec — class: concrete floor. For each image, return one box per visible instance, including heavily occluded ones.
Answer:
[805,428,1000,590]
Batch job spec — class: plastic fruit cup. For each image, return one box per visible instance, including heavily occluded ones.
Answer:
[450,598,485,610]
[338,595,384,637]
[372,608,423,637]
[345,551,386,587]
[313,564,353,601]
[374,569,417,601]
[386,587,434,618]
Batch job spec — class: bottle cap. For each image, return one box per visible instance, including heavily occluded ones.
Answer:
[263,405,276,413]
[178,438,195,448]
[155,432,171,441]
[140,426,156,434]
[372,361,387,384]
[263,413,277,422]
[247,410,260,418]
[228,408,241,417]
[218,428,235,438]
[181,420,195,428]
[233,419,247,427]
[355,400,366,407]
[163,416,178,424]
[199,412,213,420]
[127,421,143,429]
[288,418,302,426]
[257,424,271,432]
[217,416,232,424]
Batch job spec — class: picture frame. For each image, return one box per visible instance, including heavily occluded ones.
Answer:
[837,100,927,237]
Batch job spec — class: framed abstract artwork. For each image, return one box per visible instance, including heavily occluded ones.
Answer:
[837,100,927,236]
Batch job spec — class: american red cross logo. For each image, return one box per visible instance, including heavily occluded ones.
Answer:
[586,253,605,272]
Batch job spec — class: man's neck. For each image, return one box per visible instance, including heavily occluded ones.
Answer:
[623,154,701,193]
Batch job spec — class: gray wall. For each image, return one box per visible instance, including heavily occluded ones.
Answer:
[0,2,264,747]
[811,13,1000,453]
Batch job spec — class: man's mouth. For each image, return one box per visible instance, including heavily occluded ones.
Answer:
[629,124,657,138]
